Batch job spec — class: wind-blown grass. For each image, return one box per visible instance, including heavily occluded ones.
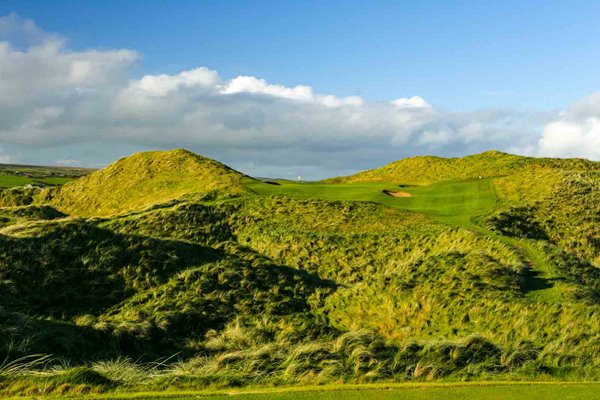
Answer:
[50,149,252,217]
[0,149,598,397]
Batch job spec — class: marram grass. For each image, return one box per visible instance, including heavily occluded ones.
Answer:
[0,149,598,397]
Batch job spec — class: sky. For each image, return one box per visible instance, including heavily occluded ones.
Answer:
[0,1,599,179]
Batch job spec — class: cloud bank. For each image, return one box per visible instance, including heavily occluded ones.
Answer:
[538,94,600,160]
[0,14,597,178]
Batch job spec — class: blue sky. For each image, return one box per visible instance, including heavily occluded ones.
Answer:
[4,1,599,110]
[0,1,598,177]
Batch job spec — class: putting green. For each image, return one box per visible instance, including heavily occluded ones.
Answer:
[247,178,499,226]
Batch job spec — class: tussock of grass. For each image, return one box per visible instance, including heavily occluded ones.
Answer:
[0,186,45,207]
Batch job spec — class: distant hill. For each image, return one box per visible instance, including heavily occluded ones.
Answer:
[0,162,94,188]
[0,163,93,178]
[51,149,251,217]
[329,150,598,185]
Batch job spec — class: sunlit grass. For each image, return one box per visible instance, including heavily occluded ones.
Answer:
[0,150,598,398]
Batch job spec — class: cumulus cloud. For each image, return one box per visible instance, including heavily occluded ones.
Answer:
[222,75,364,107]
[0,13,51,47]
[538,93,600,160]
[109,70,528,165]
[392,96,430,109]
[0,14,596,178]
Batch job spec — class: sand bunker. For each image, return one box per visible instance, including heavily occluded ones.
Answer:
[383,190,412,198]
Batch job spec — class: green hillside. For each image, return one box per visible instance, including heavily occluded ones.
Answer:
[50,149,252,217]
[329,150,596,185]
[0,149,599,397]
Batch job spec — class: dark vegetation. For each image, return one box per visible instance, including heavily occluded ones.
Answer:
[0,149,598,396]
[488,206,549,240]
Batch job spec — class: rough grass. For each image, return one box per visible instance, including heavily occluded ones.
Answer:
[50,149,253,217]
[0,149,598,398]
[329,150,598,185]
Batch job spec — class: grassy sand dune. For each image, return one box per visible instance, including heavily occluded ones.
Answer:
[330,150,597,185]
[51,149,252,217]
[0,149,598,398]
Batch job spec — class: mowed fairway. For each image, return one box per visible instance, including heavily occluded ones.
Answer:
[247,178,498,226]
[79,383,600,400]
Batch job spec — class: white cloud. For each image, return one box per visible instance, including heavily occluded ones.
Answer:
[538,94,600,160]
[0,15,138,147]
[0,14,596,179]
[392,96,430,109]
[0,39,137,104]
[418,129,452,145]
[0,13,50,47]
[130,68,219,98]
[221,75,364,107]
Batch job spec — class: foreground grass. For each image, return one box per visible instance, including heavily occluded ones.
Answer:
[8,382,599,400]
